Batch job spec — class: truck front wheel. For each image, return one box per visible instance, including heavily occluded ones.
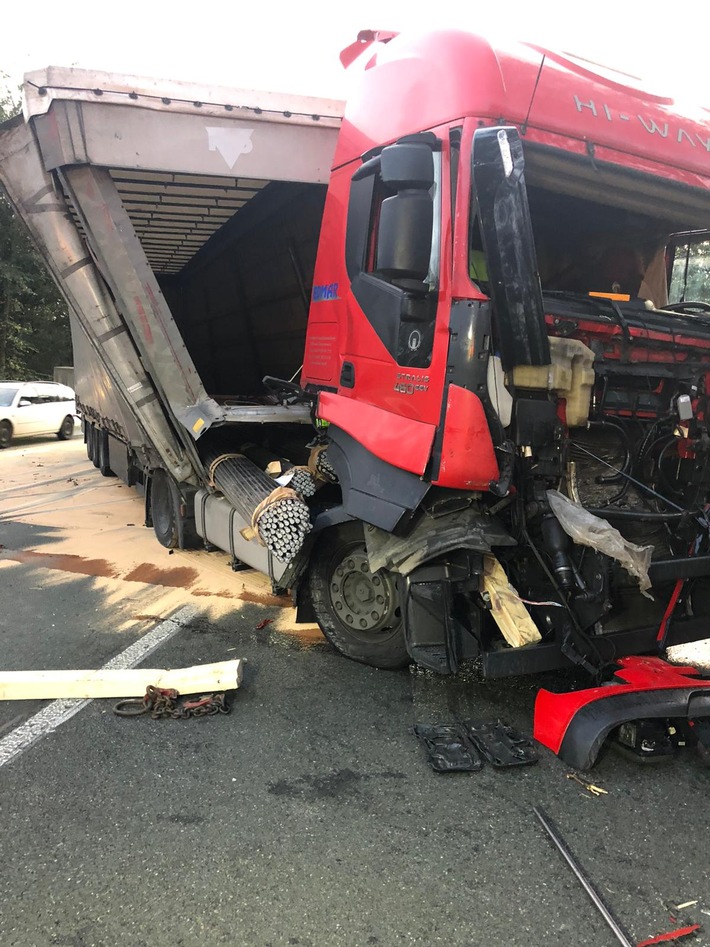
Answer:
[308,522,409,670]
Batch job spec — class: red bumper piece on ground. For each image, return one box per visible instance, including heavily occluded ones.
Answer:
[534,655,710,770]
[637,924,702,946]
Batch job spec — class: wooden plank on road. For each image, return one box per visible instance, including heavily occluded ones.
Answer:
[0,659,243,700]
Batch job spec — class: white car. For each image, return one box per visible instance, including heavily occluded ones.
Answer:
[0,381,77,448]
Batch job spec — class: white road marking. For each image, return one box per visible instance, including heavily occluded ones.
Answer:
[0,714,23,737]
[0,605,198,768]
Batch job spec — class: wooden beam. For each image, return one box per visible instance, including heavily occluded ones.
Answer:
[0,659,243,701]
[482,556,542,648]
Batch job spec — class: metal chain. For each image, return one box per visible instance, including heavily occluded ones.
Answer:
[113,685,231,719]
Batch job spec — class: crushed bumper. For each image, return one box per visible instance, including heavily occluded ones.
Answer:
[534,655,710,770]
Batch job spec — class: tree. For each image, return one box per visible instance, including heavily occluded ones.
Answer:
[0,82,72,380]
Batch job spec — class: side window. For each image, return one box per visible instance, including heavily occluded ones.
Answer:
[344,136,441,369]
[669,234,710,305]
[364,175,390,276]
[20,385,39,404]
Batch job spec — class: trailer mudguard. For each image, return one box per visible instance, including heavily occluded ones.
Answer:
[534,656,710,770]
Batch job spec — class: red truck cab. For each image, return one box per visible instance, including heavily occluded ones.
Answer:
[299,30,710,680]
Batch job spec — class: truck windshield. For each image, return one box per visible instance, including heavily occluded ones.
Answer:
[0,387,19,407]
[468,142,710,313]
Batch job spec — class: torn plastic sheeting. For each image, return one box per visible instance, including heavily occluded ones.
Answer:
[365,508,515,575]
[547,490,653,597]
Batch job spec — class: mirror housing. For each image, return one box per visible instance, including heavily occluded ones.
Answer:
[377,192,433,281]
[376,141,435,284]
[381,142,435,190]
[18,399,31,407]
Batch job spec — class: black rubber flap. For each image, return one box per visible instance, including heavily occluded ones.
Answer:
[413,723,483,773]
[463,719,538,768]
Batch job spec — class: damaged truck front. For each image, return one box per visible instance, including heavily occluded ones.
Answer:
[2,30,710,697]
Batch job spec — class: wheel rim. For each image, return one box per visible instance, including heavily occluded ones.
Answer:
[62,418,73,437]
[0,423,10,446]
[329,547,400,636]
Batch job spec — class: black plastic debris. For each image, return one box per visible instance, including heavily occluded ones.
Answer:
[463,719,538,768]
[413,723,483,773]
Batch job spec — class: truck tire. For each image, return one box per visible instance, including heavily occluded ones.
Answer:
[150,469,179,548]
[86,424,100,467]
[97,431,115,477]
[0,421,12,449]
[57,415,75,440]
[308,522,409,670]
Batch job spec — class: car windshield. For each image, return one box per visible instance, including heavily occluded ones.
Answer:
[0,387,19,407]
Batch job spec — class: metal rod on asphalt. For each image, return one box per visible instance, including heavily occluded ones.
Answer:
[533,806,635,947]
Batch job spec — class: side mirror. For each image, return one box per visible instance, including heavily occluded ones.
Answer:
[352,141,435,188]
[381,143,435,190]
[377,192,433,281]
[18,399,31,407]
[376,142,435,285]
[472,126,549,370]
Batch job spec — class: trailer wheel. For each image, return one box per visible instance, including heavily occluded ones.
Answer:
[57,415,75,440]
[87,424,100,467]
[150,469,179,549]
[0,421,12,449]
[308,522,409,670]
[96,430,115,477]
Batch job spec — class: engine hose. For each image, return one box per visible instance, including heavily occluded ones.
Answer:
[587,508,686,522]
[656,436,691,501]
[571,441,689,516]
[518,505,612,676]
[585,421,632,485]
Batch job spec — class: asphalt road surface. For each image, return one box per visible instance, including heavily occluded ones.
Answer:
[1,435,709,947]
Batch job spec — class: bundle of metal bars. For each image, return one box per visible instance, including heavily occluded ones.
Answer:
[202,450,312,562]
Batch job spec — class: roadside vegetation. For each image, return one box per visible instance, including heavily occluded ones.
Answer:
[0,81,71,380]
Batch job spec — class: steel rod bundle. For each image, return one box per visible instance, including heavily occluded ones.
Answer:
[254,494,313,562]
[314,447,338,483]
[287,466,317,497]
[201,448,311,562]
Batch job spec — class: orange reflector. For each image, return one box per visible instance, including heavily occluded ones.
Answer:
[588,291,631,302]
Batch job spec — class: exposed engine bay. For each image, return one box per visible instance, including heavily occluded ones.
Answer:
[481,179,710,674]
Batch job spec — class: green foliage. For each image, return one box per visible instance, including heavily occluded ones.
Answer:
[0,79,72,381]
[0,81,20,123]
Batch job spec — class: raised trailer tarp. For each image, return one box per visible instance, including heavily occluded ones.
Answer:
[0,69,343,479]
